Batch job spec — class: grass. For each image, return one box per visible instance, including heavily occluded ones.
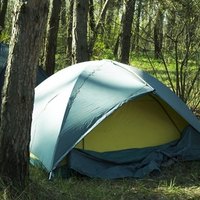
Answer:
[130,53,178,83]
[1,161,200,200]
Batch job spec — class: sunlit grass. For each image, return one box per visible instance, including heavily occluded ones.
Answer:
[1,161,200,199]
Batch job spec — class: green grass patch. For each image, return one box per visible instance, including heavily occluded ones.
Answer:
[1,161,200,199]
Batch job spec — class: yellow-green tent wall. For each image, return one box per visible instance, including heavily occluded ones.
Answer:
[76,94,188,152]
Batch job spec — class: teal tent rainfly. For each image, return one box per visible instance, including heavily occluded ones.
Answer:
[30,60,200,179]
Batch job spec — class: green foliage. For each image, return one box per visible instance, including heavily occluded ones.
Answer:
[54,20,68,71]
[0,30,10,43]
[55,53,68,71]
[130,53,200,113]
[92,40,115,60]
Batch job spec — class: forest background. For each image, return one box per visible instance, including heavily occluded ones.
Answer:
[0,0,200,199]
[1,0,199,113]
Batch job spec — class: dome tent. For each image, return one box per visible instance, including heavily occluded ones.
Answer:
[30,60,200,179]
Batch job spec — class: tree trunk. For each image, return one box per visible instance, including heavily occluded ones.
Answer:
[154,9,164,59]
[66,0,73,65]
[72,0,89,64]
[60,0,67,27]
[43,0,62,76]
[88,0,110,56]
[133,0,142,52]
[166,10,176,51]
[0,0,49,188]
[89,0,95,32]
[0,0,8,36]
[118,0,136,64]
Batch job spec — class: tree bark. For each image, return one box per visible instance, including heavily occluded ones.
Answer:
[66,0,73,65]
[72,0,89,64]
[132,0,142,52]
[60,0,67,27]
[89,0,95,32]
[43,0,62,76]
[0,0,49,188]
[118,0,136,64]
[154,9,164,59]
